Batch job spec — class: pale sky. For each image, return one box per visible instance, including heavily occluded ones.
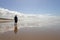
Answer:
[0,0,60,16]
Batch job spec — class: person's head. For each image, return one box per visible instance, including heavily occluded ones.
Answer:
[15,15,17,16]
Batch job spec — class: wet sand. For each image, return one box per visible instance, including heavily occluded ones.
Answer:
[0,21,60,40]
[0,19,13,23]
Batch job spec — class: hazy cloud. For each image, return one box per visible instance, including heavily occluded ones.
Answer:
[0,8,24,19]
[0,8,60,33]
[0,8,60,27]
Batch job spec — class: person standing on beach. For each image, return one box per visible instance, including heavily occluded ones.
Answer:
[14,15,18,24]
[14,15,18,34]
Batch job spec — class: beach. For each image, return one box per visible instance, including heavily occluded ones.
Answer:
[0,0,60,40]
[0,21,60,40]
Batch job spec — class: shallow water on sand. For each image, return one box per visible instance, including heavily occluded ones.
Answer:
[0,21,60,40]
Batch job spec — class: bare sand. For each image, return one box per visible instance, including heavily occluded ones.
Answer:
[0,27,60,40]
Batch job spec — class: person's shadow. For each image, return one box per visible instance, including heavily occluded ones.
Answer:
[14,23,18,34]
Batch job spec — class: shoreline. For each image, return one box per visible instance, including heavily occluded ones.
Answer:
[0,19,13,23]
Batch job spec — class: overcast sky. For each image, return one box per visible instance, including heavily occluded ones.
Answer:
[0,0,60,16]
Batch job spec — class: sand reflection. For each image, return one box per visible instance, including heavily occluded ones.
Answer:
[14,23,18,34]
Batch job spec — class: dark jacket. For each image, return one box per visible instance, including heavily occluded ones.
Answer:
[14,16,18,23]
